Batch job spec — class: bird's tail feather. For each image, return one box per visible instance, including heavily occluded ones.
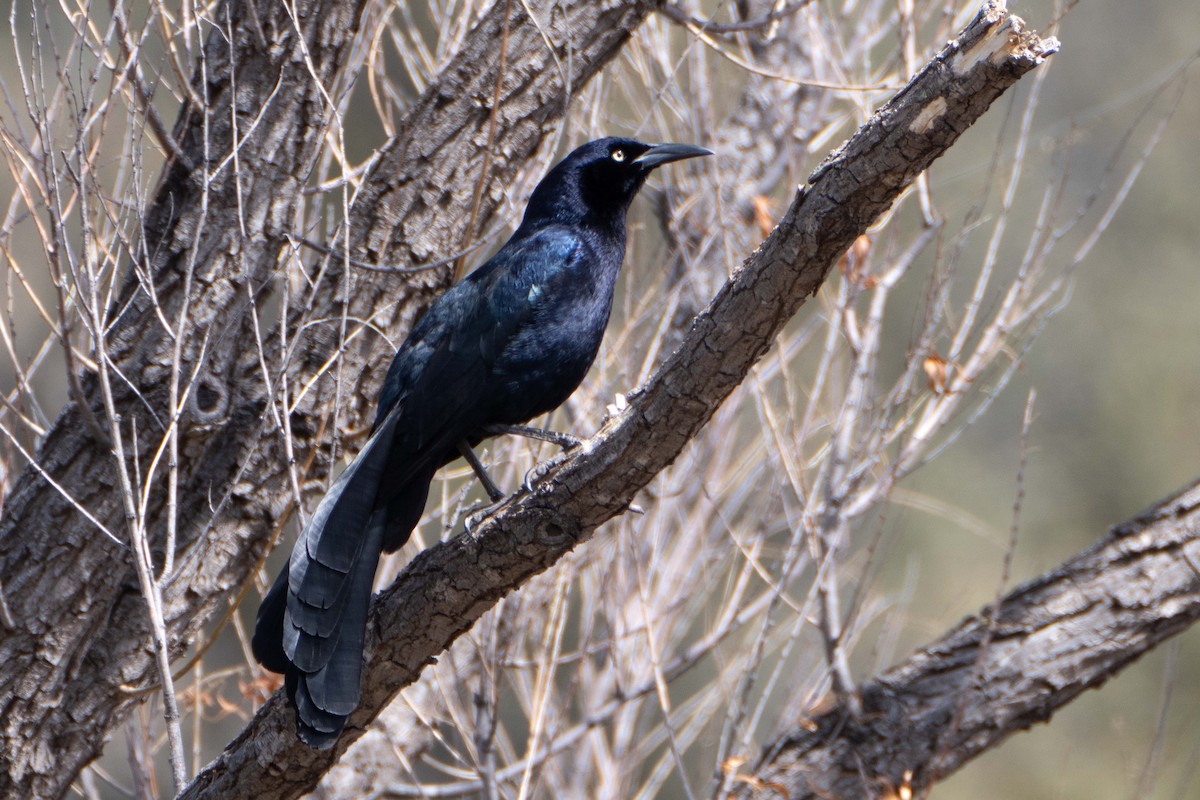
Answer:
[282,410,399,666]
[251,410,405,748]
[251,567,291,674]
[292,506,386,747]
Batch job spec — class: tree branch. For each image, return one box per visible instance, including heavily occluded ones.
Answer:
[182,4,1058,798]
[733,479,1200,798]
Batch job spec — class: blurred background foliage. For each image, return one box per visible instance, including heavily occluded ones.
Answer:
[891,2,1200,797]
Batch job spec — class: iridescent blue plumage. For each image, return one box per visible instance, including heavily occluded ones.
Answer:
[252,136,710,748]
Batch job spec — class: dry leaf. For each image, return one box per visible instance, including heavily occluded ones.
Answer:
[924,352,949,394]
[838,234,876,287]
[721,756,749,774]
[878,769,915,800]
[722,754,787,797]
[752,195,775,239]
[731,774,789,797]
[241,673,284,700]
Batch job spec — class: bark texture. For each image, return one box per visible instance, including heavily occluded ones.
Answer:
[182,5,1058,798]
[0,0,367,792]
[734,479,1200,798]
[0,0,659,796]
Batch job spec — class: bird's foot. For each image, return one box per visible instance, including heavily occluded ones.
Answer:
[521,452,572,493]
[483,423,583,451]
[464,499,506,534]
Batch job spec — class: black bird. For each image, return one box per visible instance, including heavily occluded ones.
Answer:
[252,137,711,748]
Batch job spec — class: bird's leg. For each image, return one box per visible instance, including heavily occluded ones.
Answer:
[457,440,506,504]
[482,423,582,451]
[481,425,583,493]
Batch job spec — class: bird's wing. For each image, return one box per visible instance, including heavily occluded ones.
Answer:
[372,226,584,461]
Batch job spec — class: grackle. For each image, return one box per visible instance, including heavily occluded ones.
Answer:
[252,137,711,748]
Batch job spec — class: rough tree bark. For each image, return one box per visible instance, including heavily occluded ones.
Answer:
[180,5,1058,798]
[0,0,659,797]
[0,0,369,792]
[733,479,1200,798]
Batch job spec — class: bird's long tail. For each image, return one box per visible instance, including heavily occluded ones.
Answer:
[252,411,404,748]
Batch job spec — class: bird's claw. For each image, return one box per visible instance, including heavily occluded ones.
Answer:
[551,431,583,450]
[464,499,506,534]
[522,452,571,493]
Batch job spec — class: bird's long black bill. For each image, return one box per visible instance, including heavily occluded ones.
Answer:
[632,142,712,169]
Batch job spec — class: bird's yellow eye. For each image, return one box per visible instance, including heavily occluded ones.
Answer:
[611,149,626,162]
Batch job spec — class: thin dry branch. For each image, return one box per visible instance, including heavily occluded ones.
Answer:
[180,5,1058,798]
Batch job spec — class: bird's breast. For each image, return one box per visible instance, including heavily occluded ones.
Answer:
[485,278,615,424]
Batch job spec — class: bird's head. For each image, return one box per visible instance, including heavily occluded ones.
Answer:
[520,137,712,232]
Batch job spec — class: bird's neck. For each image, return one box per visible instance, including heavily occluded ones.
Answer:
[516,204,629,245]
[518,179,633,239]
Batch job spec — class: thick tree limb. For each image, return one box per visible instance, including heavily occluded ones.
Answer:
[733,479,1200,798]
[0,0,658,796]
[182,5,1057,798]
